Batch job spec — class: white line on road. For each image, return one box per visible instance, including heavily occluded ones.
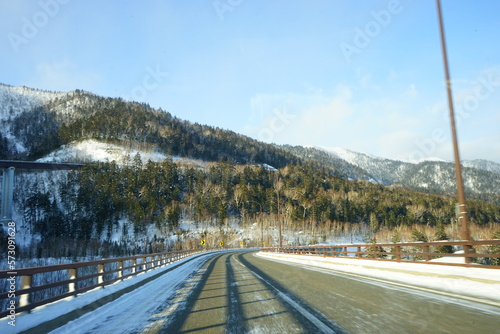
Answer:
[234,257,338,334]
[265,257,500,315]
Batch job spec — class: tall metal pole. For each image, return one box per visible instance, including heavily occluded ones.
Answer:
[436,0,472,262]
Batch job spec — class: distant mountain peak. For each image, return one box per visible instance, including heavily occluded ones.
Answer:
[2,83,499,200]
[303,145,500,196]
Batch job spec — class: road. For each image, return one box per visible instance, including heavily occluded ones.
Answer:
[24,250,500,334]
[159,251,500,334]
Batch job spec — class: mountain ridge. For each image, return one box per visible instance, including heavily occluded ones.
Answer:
[2,83,500,258]
[1,83,499,200]
[313,146,500,198]
[318,146,500,174]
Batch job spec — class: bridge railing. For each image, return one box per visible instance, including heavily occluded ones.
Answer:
[0,248,208,318]
[261,239,500,269]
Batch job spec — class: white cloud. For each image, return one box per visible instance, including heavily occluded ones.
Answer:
[29,59,102,92]
[245,72,499,163]
[403,84,418,99]
[253,86,357,145]
[461,134,500,163]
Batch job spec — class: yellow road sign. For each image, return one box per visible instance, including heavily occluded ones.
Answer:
[219,241,224,246]
[200,239,206,246]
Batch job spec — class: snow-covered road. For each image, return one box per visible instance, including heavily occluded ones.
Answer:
[257,251,500,305]
[2,250,499,333]
[0,250,230,334]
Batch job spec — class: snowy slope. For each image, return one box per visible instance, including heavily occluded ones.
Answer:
[318,146,499,176]
[0,84,65,153]
[37,139,169,164]
[463,159,500,175]
[318,146,409,185]
[320,146,383,164]
[0,84,65,121]
[316,146,500,194]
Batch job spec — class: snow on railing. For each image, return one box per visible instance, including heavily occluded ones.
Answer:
[261,239,500,268]
[0,248,212,319]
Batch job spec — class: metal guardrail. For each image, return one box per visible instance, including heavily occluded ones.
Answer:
[0,248,211,318]
[261,239,500,269]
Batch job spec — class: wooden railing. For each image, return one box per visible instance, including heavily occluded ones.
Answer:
[261,239,500,269]
[0,248,209,318]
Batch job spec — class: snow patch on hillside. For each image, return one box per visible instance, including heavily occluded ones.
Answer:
[318,146,381,164]
[463,159,500,175]
[37,140,168,164]
[0,84,65,121]
[36,139,214,171]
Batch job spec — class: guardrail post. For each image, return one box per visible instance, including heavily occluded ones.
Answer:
[395,246,401,262]
[19,275,32,308]
[357,246,362,258]
[142,257,147,272]
[423,245,431,261]
[68,268,77,294]
[344,246,348,257]
[117,261,123,280]
[131,259,137,274]
[464,244,474,264]
[97,263,104,285]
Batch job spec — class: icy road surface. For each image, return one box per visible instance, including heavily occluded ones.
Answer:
[4,250,500,333]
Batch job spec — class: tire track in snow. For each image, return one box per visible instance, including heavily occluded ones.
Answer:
[235,253,346,334]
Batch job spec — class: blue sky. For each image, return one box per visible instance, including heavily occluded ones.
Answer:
[1,0,499,163]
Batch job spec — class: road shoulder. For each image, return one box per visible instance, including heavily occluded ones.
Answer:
[257,251,500,306]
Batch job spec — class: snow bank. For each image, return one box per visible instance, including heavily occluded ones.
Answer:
[0,250,225,334]
[257,252,500,304]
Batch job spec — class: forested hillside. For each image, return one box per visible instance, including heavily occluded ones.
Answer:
[1,86,299,168]
[311,147,500,203]
[1,84,500,258]
[14,157,500,258]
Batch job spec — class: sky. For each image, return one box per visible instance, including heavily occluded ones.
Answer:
[1,0,499,163]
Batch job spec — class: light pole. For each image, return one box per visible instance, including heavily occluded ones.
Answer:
[436,0,472,262]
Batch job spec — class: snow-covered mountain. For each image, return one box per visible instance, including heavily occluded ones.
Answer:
[2,83,499,265]
[316,146,500,196]
[0,84,64,154]
[0,84,65,117]
[462,159,500,175]
[1,82,499,198]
